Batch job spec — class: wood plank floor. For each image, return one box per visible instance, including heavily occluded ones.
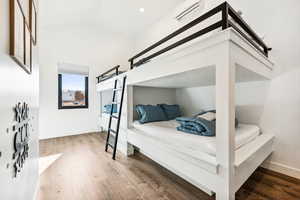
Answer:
[38,133,300,200]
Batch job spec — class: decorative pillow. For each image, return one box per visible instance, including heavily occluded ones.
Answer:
[136,105,168,124]
[158,104,182,120]
[197,112,216,121]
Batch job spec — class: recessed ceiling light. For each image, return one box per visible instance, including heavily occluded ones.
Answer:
[139,8,145,13]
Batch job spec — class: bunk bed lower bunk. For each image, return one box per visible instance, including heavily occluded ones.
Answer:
[127,120,274,195]
[132,120,260,157]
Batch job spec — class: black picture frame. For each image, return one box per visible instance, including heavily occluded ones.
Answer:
[58,74,89,110]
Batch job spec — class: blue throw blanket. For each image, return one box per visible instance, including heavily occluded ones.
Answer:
[176,117,216,136]
[103,104,118,114]
[176,110,238,136]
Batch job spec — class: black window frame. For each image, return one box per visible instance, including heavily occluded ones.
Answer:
[58,73,89,110]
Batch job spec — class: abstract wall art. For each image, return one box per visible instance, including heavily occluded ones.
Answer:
[12,102,30,177]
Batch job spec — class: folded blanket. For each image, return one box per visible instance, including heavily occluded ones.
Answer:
[176,116,215,136]
[176,110,238,137]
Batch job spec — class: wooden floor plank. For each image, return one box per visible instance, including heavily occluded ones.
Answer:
[38,133,300,200]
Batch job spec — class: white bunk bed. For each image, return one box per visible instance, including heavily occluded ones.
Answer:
[96,2,274,200]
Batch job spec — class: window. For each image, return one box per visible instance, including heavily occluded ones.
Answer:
[58,73,88,109]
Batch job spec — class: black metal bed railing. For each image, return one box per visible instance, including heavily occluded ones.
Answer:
[96,65,120,83]
[128,2,271,69]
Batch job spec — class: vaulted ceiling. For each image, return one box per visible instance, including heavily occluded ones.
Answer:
[40,0,183,36]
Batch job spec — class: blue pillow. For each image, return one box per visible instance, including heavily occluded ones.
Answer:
[136,105,168,124]
[158,104,182,120]
[103,104,118,114]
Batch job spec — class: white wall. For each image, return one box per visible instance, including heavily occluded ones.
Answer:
[0,0,39,199]
[134,0,222,53]
[134,0,300,178]
[39,26,134,139]
[176,81,271,125]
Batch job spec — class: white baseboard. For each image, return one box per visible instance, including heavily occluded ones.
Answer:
[33,178,39,200]
[39,130,100,140]
[261,161,300,179]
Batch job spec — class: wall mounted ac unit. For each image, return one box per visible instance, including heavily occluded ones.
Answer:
[174,0,205,22]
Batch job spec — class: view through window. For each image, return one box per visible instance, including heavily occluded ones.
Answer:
[58,73,88,109]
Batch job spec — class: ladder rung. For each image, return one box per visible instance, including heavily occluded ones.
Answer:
[111,115,119,119]
[109,128,117,134]
[108,134,116,143]
[109,132,116,137]
[113,88,122,91]
[111,102,120,104]
[107,143,114,148]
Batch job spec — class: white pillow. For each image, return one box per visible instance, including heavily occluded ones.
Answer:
[197,112,216,121]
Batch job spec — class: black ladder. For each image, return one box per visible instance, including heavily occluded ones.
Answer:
[105,76,126,160]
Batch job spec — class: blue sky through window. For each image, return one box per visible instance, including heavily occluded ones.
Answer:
[62,74,85,91]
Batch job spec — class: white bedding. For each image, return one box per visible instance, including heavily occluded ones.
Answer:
[132,120,260,156]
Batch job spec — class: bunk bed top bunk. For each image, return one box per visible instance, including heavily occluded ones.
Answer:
[128,2,271,69]
[96,2,274,90]
[96,65,127,91]
[126,28,274,88]
[124,1,274,87]
[96,65,123,83]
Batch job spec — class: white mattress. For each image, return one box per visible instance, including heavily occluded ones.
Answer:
[132,120,260,156]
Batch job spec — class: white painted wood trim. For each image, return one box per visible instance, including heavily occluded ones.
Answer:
[215,41,236,200]
[127,128,219,173]
[127,128,217,194]
[33,178,39,200]
[228,29,274,69]
[126,86,134,129]
[96,73,128,92]
[234,134,274,192]
[126,128,275,196]
[140,149,214,196]
[235,134,274,167]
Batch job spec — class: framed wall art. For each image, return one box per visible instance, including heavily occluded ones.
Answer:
[29,0,37,45]
[25,20,32,69]
[10,0,35,74]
